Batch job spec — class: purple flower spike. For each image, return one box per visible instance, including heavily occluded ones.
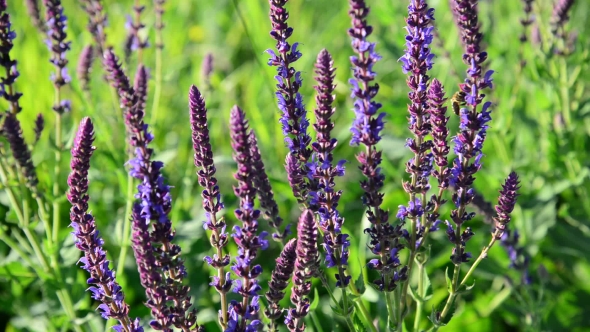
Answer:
[492,172,520,239]
[0,4,22,114]
[286,210,319,332]
[446,0,494,264]
[268,0,313,204]
[229,106,268,331]
[124,2,149,61]
[67,118,143,332]
[130,205,171,331]
[105,50,201,331]
[249,131,287,241]
[189,85,232,328]
[348,0,406,292]
[44,0,72,112]
[77,45,94,91]
[309,49,351,287]
[265,238,297,328]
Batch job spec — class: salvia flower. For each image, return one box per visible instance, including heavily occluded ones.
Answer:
[249,131,287,241]
[285,210,319,332]
[229,105,269,332]
[77,44,94,91]
[26,0,46,33]
[265,238,297,329]
[446,0,494,264]
[3,114,40,196]
[105,52,201,331]
[348,0,406,291]
[267,0,313,204]
[0,3,22,114]
[67,117,143,332]
[124,3,149,62]
[44,0,71,113]
[189,85,232,328]
[80,0,108,55]
[131,204,171,331]
[398,0,437,256]
[492,172,520,239]
[309,49,350,287]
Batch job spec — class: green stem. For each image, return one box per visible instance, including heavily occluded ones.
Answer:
[0,162,25,224]
[150,1,164,124]
[559,57,571,130]
[459,233,499,288]
[385,291,396,329]
[433,264,460,332]
[52,112,62,244]
[348,282,377,332]
[116,166,135,280]
[414,263,425,331]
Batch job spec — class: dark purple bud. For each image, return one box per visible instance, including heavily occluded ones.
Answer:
[77,45,94,91]
[249,131,286,241]
[428,79,450,187]
[492,172,520,239]
[3,115,39,196]
[286,210,319,332]
[34,113,44,144]
[201,53,214,84]
[67,117,143,332]
[265,238,297,326]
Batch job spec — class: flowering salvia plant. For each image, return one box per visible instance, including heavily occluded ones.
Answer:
[6,0,590,330]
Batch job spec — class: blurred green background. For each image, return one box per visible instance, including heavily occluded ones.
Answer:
[2,0,590,331]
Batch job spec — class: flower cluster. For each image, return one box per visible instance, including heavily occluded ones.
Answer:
[267,0,313,204]
[446,0,494,264]
[265,238,297,329]
[44,0,71,113]
[309,49,350,287]
[67,118,143,332]
[398,0,437,251]
[124,2,149,61]
[501,230,531,285]
[285,209,319,332]
[104,51,201,331]
[228,106,269,331]
[348,0,405,291]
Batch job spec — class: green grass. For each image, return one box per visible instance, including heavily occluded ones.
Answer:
[1,0,590,331]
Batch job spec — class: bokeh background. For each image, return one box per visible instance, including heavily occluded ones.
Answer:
[2,0,590,331]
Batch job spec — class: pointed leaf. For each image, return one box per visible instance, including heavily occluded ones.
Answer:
[309,288,320,311]
[354,272,366,295]
[445,266,452,292]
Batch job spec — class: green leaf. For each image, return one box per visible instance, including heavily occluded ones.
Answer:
[309,288,320,311]
[354,271,366,295]
[445,266,452,292]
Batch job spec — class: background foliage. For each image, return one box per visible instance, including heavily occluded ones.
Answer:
[1,0,590,331]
